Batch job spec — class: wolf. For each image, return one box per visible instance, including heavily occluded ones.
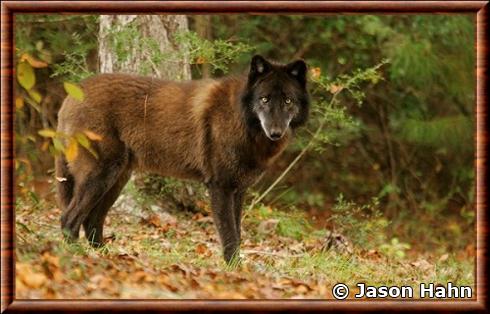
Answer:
[56,55,310,263]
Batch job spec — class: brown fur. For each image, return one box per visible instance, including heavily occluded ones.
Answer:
[57,56,308,263]
[58,74,288,182]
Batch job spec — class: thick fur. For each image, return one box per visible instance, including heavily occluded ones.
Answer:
[56,55,309,263]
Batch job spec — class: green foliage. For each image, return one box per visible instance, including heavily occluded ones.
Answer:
[107,22,253,76]
[328,194,389,250]
[137,175,207,212]
[297,61,388,151]
[14,14,99,184]
[379,237,411,259]
[250,205,313,241]
[397,115,473,151]
[15,15,97,83]
[107,22,141,66]
[50,32,96,82]
[175,31,254,74]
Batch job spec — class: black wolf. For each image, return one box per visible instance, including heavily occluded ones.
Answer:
[56,55,310,263]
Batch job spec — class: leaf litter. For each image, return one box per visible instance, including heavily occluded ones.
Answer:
[15,188,474,299]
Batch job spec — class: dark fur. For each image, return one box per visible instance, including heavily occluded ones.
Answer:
[56,55,309,263]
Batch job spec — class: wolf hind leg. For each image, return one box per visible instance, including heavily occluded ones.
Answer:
[60,152,129,242]
[83,168,131,247]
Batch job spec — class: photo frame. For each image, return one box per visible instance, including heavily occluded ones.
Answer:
[1,1,488,312]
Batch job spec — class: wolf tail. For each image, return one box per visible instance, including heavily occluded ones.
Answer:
[55,155,74,210]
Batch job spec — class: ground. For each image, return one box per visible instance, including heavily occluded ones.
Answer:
[15,180,474,299]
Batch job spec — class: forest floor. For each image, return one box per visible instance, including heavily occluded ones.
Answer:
[15,180,474,299]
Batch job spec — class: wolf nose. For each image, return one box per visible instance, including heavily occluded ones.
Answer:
[270,131,283,140]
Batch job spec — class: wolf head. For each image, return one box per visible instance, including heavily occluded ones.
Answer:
[241,55,310,141]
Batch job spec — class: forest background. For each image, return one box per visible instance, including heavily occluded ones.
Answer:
[14,14,475,298]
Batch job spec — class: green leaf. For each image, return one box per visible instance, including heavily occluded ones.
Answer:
[17,61,35,90]
[27,89,42,104]
[75,133,98,159]
[53,138,65,153]
[75,133,90,148]
[63,82,85,101]
[38,129,57,138]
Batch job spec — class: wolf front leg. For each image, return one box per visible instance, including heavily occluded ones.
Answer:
[209,184,240,264]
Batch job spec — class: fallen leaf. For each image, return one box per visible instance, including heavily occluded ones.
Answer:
[17,263,47,289]
[195,243,210,256]
[147,214,161,227]
[410,259,433,272]
[438,254,449,262]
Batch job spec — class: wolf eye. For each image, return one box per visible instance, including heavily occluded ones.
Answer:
[261,97,269,103]
[285,98,292,104]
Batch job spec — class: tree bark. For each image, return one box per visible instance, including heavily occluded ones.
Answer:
[98,15,191,80]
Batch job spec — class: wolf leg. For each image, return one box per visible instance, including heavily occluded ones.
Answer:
[83,168,131,247]
[209,184,240,264]
[61,153,129,242]
[232,189,245,243]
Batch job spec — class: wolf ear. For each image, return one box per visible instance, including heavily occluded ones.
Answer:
[286,59,307,87]
[249,55,271,83]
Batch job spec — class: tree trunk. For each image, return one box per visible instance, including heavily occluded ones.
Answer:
[98,15,197,212]
[98,15,191,80]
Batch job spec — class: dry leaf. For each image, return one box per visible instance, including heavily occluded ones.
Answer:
[438,254,449,262]
[410,259,432,272]
[310,67,321,79]
[65,139,79,162]
[195,56,206,64]
[147,214,161,227]
[83,130,103,141]
[195,243,210,256]
[329,84,344,94]
[17,263,47,289]
[21,53,48,68]
[15,97,24,109]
